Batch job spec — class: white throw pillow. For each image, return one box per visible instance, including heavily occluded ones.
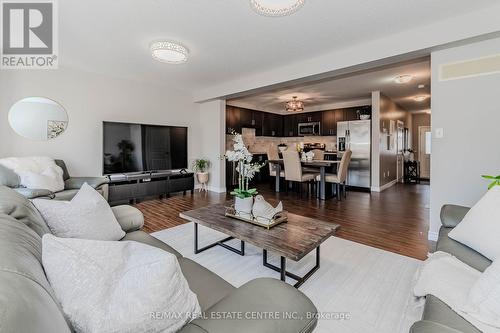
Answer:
[33,183,125,240]
[42,234,201,333]
[463,260,500,328]
[0,156,64,192]
[448,186,500,261]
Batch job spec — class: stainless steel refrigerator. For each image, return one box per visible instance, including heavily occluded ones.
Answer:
[337,120,371,188]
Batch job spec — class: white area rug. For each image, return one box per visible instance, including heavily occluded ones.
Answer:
[152,223,424,333]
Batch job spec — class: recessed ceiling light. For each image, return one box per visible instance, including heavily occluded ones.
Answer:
[394,74,413,84]
[418,84,425,89]
[250,0,305,17]
[413,95,428,102]
[150,41,189,64]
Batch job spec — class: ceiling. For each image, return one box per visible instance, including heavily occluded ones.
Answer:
[228,58,431,113]
[59,1,498,94]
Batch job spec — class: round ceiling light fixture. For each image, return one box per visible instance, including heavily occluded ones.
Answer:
[250,0,305,17]
[394,74,413,84]
[413,95,428,102]
[150,41,189,64]
[285,96,304,112]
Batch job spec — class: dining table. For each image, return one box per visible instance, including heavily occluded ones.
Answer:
[267,159,340,200]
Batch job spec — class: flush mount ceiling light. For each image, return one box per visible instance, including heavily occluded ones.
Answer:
[413,95,428,102]
[394,74,413,84]
[250,0,305,17]
[285,96,304,112]
[150,41,189,64]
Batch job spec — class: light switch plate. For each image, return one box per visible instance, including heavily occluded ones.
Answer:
[435,128,444,139]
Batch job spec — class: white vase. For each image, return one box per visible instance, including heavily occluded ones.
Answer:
[234,196,254,218]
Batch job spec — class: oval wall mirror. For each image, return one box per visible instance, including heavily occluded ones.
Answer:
[8,97,68,140]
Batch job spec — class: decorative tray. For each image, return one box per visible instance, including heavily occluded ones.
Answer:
[224,206,288,229]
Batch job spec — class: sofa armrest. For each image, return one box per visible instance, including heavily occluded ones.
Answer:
[111,205,144,232]
[64,177,109,190]
[410,320,464,333]
[14,188,55,199]
[180,278,317,333]
[440,205,470,228]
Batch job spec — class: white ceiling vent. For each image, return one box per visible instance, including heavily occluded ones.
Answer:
[439,54,500,81]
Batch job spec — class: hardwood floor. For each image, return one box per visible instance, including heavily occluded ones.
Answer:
[135,182,430,260]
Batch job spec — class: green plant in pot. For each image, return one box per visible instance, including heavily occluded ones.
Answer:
[223,131,265,218]
[192,159,210,192]
[482,175,500,190]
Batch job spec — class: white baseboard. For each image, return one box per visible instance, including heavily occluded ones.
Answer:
[428,231,439,242]
[208,186,226,193]
[371,179,397,192]
[194,184,226,193]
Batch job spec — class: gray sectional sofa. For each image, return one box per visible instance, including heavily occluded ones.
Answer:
[0,159,109,200]
[0,185,317,333]
[410,204,490,333]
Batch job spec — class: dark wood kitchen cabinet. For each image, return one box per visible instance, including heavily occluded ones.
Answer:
[262,112,283,137]
[321,110,337,136]
[226,106,241,133]
[283,114,298,137]
[231,107,263,136]
[296,112,321,123]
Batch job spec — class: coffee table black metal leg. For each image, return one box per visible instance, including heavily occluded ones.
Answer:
[263,246,320,288]
[194,222,245,255]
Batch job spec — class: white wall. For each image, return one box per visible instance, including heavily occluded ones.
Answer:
[0,68,201,177]
[430,37,500,240]
[198,100,226,193]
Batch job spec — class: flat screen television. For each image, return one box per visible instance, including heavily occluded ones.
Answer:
[103,121,188,174]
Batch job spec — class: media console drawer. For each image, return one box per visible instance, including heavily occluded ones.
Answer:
[169,176,194,193]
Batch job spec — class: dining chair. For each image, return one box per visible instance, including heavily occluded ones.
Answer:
[267,145,285,178]
[311,149,325,160]
[282,150,319,197]
[316,150,352,201]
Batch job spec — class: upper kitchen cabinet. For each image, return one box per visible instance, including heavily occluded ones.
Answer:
[296,112,321,123]
[344,107,360,121]
[226,106,241,134]
[321,110,337,136]
[228,107,263,136]
[262,112,283,137]
[283,114,298,137]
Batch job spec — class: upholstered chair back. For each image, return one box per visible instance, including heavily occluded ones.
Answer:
[338,150,352,183]
[282,151,302,182]
[311,149,324,161]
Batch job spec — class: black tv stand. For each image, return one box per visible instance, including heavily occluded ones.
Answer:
[107,170,194,205]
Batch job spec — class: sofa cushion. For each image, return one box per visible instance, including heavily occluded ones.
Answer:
[179,258,235,311]
[0,272,71,333]
[182,278,317,333]
[54,159,70,181]
[0,185,51,237]
[0,164,20,187]
[423,296,481,333]
[438,227,491,272]
[122,230,182,258]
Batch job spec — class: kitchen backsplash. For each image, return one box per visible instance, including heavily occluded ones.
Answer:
[226,128,337,154]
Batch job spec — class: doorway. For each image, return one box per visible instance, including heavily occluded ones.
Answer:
[418,126,431,179]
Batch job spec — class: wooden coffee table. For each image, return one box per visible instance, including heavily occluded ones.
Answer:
[180,204,340,288]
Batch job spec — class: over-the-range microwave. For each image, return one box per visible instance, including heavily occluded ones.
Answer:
[298,122,321,136]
